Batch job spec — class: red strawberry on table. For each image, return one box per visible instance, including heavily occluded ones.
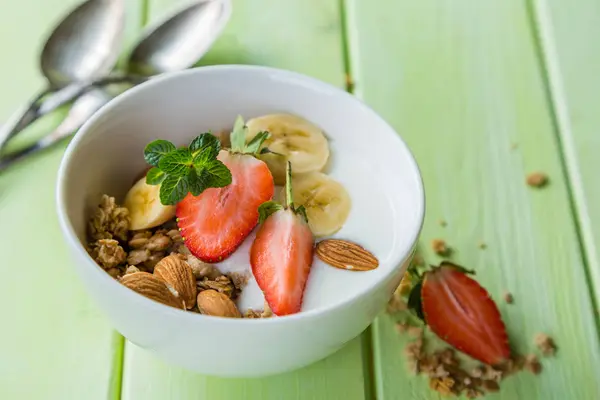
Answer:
[408,262,511,366]
[250,161,315,316]
[177,116,274,262]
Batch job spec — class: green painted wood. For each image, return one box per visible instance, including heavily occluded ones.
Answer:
[119,1,366,399]
[0,1,144,399]
[531,0,600,305]
[344,0,600,399]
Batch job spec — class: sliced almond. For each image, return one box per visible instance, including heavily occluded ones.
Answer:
[315,239,379,271]
[120,272,184,309]
[197,290,240,318]
[153,254,197,309]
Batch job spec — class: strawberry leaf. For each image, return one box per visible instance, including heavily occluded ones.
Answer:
[258,201,283,223]
[295,205,308,223]
[146,167,166,185]
[407,281,425,321]
[244,131,270,155]
[438,261,475,275]
[230,115,246,152]
[144,139,176,167]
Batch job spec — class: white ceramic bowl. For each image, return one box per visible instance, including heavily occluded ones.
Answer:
[56,65,424,377]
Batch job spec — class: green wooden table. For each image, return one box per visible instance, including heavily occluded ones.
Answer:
[1,0,599,398]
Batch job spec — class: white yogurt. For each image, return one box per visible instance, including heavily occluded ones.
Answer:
[214,145,416,314]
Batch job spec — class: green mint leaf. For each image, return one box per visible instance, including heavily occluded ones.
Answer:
[258,201,283,224]
[244,131,270,154]
[295,205,308,223]
[159,174,191,205]
[230,115,246,152]
[158,148,193,175]
[189,132,220,158]
[146,167,166,185]
[201,159,232,188]
[185,169,205,196]
[144,139,176,167]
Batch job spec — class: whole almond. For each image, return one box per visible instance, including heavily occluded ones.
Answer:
[197,290,241,318]
[154,254,197,309]
[120,272,184,309]
[315,239,379,271]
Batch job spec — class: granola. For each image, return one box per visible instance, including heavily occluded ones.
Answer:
[86,194,271,319]
[89,195,130,242]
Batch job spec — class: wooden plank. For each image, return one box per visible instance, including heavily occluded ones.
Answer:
[344,0,600,399]
[0,1,143,399]
[531,0,600,303]
[120,1,366,399]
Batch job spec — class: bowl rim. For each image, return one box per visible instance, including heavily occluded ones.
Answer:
[56,64,426,325]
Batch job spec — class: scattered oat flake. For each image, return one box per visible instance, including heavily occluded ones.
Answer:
[412,253,425,267]
[395,322,408,334]
[534,333,557,356]
[431,239,450,255]
[407,326,423,338]
[526,172,549,188]
[524,354,542,374]
[503,291,514,304]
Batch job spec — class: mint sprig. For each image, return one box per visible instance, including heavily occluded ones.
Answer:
[143,133,232,205]
[257,161,308,223]
[229,115,271,155]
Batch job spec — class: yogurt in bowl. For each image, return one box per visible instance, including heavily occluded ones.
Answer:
[56,65,424,377]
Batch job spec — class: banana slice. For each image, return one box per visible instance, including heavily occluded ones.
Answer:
[288,172,351,237]
[245,113,330,185]
[124,177,176,230]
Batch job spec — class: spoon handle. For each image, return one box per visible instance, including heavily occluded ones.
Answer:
[0,83,87,153]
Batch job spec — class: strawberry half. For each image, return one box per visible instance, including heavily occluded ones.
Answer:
[250,161,314,316]
[176,117,274,262]
[414,262,510,365]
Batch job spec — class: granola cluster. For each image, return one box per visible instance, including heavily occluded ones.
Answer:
[86,195,272,319]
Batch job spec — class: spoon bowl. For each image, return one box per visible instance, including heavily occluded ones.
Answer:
[0,0,125,152]
[127,0,231,76]
[41,0,125,87]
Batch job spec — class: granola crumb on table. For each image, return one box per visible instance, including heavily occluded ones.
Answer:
[534,333,557,356]
[526,172,549,188]
[431,239,450,256]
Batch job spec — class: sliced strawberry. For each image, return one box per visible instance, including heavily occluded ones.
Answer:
[176,150,274,262]
[420,262,510,365]
[250,161,315,316]
[251,209,314,315]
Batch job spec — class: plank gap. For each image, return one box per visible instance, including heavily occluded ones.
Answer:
[525,0,600,334]
[339,0,355,93]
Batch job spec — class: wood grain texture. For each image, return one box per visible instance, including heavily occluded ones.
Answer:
[0,1,143,399]
[120,1,365,399]
[344,0,600,398]
[530,0,600,306]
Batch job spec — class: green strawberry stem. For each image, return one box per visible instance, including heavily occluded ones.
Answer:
[285,161,294,209]
[256,160,308,224]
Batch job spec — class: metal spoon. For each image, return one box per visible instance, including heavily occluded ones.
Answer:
[0,90,112,172]
[0,0,232,171]
[0,0,125,153]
